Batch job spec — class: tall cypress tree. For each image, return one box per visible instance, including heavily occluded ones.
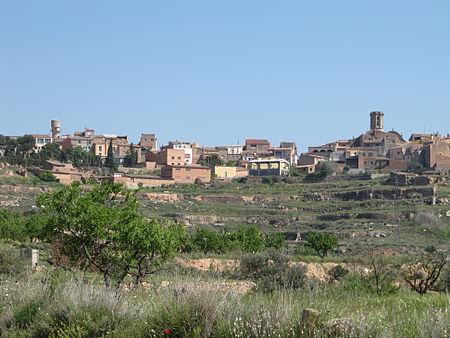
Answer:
[105,139,116,170]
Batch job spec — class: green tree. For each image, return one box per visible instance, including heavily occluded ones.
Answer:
[200,154,224,167]
[230,226,265,253]
[189,228,228,254]
[264,232,287,250]
[37,182,185,287]
[304,233,338,258]
[104,140,117,171]
[318,161,338,177]
[123,143,139,167]
[0,209,26,241]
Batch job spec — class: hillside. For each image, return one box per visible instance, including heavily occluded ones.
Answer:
[1,166,449,255]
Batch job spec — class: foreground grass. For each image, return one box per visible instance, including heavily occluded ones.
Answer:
[0,269,448,337]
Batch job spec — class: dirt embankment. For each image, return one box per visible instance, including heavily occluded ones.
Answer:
[175,258,369,282]
[307,187,435,202]
[138,192,182,203]
[191,195,299,204]
[0,184,54,194]
[177,214,315,227]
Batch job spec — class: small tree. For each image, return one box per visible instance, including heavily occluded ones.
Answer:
[318,161,338,177]
[200,154,224,167]
[104,139,117,171]
[123,143,139,167]
[230,226,265,253]
[305,233,338,258]
[189,228,228,254]
[38,182,185,287]
[404,253,447,294]
[367,255,398,295]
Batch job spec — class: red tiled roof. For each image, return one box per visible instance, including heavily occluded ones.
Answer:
[245,139,270,145]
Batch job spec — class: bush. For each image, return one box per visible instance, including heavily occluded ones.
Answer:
[240,250,308,293]
[328,265,349,282]
[39,171,57,182]
[0,245,28,276]
[415,210,445,229]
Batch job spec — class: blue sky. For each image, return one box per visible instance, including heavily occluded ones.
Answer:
[1,1,449,151]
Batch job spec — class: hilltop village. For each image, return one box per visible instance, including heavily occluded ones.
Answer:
[1,111,449,187]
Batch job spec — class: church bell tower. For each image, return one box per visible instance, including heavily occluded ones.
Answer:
[370,111,384,131]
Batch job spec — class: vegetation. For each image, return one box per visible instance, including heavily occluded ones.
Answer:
[304,233,339,258]
[199,154,224,167]
[0,172,449,336]
[37,182,185,287]
[0,267,448,337]
[38,170,56,182]
[185,226,287,254]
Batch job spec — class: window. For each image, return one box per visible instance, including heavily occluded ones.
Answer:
[171,156,175,159]
[175,168,180,171]
[185,168,191,171]
[99,146,102,152]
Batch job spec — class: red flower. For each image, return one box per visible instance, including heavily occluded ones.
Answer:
[164,329,171,334]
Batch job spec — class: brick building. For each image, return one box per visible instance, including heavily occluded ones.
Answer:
[161,165,211,183]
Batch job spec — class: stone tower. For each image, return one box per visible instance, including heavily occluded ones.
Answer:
[51,119,61,139]
[370,111,384,131]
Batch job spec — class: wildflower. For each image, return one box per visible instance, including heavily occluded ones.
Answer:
[164,329,171,334]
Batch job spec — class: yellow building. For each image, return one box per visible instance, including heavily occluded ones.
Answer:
[213,166,248,179]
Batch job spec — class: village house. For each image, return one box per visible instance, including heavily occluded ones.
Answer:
[161,165,211,183]
[248,159,290,177]
[139,133,158,150]
[244,139,271,154]
[271,146,296,164]
[146,148,185,166]
[103,172,176,188]
[30,134,52,152]
[421,137,450,169]
[91,136,129,158]
[162,141,195,165]
[30,160,88,185]
[297,153,326,173]
[213,166,249,179]
[216,145,243,162]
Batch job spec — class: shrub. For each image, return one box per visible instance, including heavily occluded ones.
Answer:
[39,171,57,182]
[415,210,445,229]
[0,245,28,276]
[240,250,308,293]
[328,265,349,282]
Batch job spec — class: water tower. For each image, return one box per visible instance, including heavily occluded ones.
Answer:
[51,119,61,139]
